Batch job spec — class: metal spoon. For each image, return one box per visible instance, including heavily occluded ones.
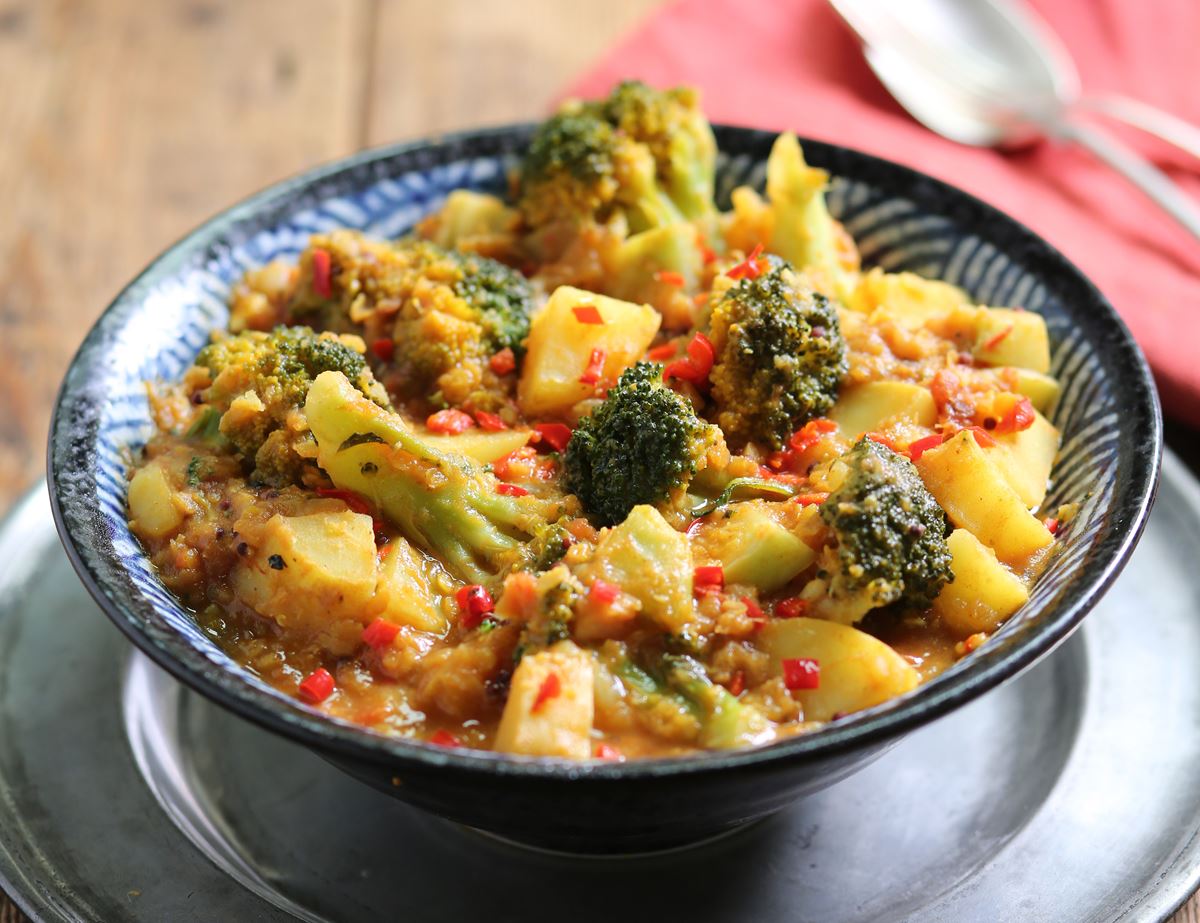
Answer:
[829,0,1200,242]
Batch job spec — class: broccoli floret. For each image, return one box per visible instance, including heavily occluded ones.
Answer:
[288,231,534,407]
[194,325,388,485]
[517,111,684,235]
[708,262,848,449]
[305,371,570,586]
[595,80,717,222]
[562,362,727,526]
[819,438,953,618]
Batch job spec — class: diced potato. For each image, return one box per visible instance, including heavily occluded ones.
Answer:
[934,529,1029,637]
[422,428,531,464]
[1007,368,1060,414]
[519,286,661,417]
[915,431,1054,567]
[581,505,695,636]
[984,410,1059,509]
[127,463,185,539]
[231,510,378,655]
[420,190,518,250]
[494,641,594,759]
[829,381,936,439]
[370,537,450,634]
[760,617,920,721]
[848,267,970,328]
[973,308,1050,373]
[692,500,818,593]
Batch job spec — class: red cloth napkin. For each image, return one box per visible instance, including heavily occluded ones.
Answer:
[564,0,1200,424]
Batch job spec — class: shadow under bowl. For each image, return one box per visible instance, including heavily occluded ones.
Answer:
[48,124,1161,852]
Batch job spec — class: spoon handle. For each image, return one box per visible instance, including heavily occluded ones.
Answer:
[1076,95,1200,164]
[1054,118,1200,243]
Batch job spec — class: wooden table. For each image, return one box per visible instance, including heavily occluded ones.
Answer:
[0,1,1196,920]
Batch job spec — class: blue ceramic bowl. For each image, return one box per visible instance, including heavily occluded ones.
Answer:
[49,125,1161,852]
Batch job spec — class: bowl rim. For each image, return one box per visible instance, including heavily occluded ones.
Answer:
[48,122,1163,780]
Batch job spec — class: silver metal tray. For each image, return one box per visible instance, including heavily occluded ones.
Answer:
[2,454,1198,922]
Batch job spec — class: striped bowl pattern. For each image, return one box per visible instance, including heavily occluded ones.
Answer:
[49,126,1160,775]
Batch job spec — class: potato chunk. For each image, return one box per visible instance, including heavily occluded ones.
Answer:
[370,537,450,634]
[984,409,1059,509]
[232,510,377,655]
[848,267,969,328]
[829,381,936,439]
[128,463,185,539]
[973,308,1050,373]
[934,529,1029,637]
[494,642,595,759]
[518,286,660,417]
[760,618,920,721]
[915,431,1053,567]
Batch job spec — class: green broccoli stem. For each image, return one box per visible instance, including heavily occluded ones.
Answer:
[305,371,553,585]
[688,477,796,518]
[661,654,771,749]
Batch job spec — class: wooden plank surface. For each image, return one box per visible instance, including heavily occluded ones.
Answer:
[0,1,1197,920]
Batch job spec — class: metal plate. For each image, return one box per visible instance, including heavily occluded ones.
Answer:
[2,454,1199,922]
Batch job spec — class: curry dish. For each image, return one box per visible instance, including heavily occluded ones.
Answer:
[128,82,1067,760]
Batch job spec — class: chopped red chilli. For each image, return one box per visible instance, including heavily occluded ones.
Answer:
[426,409,474,434]
[789,418,838,454]
[663,332,714,385]
[495,482,528,497]
[571,304,604,325]
[489,347,517,375]
[533,422,572,452]
[654,270,686,286]
[594,742,624,761]
[311,248,332,298]
[792,492,829,506]
[579,348,606,385]
[741,595,766,624]
[647,341,678,361]
[589,579,621,605]
[726,243,768,280]
[362,619,401,649]
[1043,517,1060,535]
[693,564,725,595]
[983,324,1014,351]
[298,667,335,704]
[994,396,1036,434]
[456,585,495,630]
[782,658,820,690]
[906,433,946,462]
[532,673,562,713]
[776,596,808,619]
[429,729,462,747]
[474,410,508,431]
[371,338,395,361]
[727,670,746,697]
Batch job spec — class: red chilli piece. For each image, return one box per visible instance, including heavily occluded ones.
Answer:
[427,408,474,434]
[726,243,767,280]
[654,270,686,287]
[298,668,335,704]
[371,338,395,362]
[594,742,625,761]
[967,426,997,448]
[983,324,1015,352]
[489,347,517,375]
[781,657,820,691]
[362,618,401,649]
[740,595,766,624]
[579,348,607,385]
[475,410,508,432]
[906,433,947,463]
[311,248,333,299]
[533,422,573,453]
[685,517,706,538]
[693,564,725,596]
[864,431,903,453]
[788,418,838,455]
[647,341,678,361]
[793,492,829,507]
[571,304,604,325]
[429,729,462,748]
[994,396,1036,434]
[532,673,562,713]
[496,482,529,497]
[455,584,495,630]
[776,596,808,619]
[315,487,374,519]
[589,579,621,606]
[663,332,715,385]
[727,670,746,697]
[1043,517,1060,535]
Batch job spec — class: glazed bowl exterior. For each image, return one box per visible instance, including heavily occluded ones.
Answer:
[48,125,1161,851]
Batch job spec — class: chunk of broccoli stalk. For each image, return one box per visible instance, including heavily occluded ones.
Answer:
[193,325,389,486]
[708,261,848,450]
[817,437,953,624]
[305,371,563,585]
[563,362,728,527]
